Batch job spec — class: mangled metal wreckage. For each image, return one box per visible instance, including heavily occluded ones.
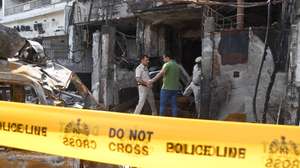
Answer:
[0,24,102,110]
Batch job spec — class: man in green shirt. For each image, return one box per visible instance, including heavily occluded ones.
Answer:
[149,54,180,117]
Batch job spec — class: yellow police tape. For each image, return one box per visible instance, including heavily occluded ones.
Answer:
[0,101,300,168]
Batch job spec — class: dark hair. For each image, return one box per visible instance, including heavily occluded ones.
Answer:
[163,54,174,59]
[140,54,149,61]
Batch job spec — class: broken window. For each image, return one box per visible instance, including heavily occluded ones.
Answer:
[219,30,249,65]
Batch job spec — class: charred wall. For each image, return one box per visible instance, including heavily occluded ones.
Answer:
[208,29,288,123]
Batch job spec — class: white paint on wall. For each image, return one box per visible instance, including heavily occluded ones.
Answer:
[2,10,66,38]
[2,1,66,22]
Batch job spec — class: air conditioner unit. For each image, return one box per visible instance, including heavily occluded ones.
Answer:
[23,4,30,11]
[51,0,61,4]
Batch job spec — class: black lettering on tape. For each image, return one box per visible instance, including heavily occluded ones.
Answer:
[134,145,141,155]
[69,138,75,147]
[265,158,273,168]
[142,145,149,156]
[239,148,246,159]
[147,131,154,142]
[25,125,32,134]
[175,143,183,154]
[109,142,116,151]
[129,130,137,141]
[274,159,281,168]
[265,158,300,168]
[109,128,116,138]
[76,139,82,148]
[0,121,47,137]
[129,130,154,142]
[109,128,125,139]
[17,124,23,133]
[34,126,40,136]
[183,144,193,155]
[283,160,292,168]
[63,137,68,146]
[166,142,246,159]
[204,146,213,156]
[63,137,97,150]
[166,142,174,153]
[116,129,125,139]
[195,145,203,155]
[125,144,133,153]
[42,127,47,137]
[117,143,124,152]
[228,147,237,158]
[293,160,299,168]
[109,142,149,156]
[11,123,17,132]
[216,146,226,157]
[90,140,97,149]
[138,131,146,141]
[83,139,89,148]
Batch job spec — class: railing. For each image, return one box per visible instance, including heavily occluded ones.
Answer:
[203,5,237,30]
[87,0,124,22]
[5,0,67,16]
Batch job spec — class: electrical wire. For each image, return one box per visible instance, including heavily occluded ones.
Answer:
[252,0,272,123]
[145,0,283,8]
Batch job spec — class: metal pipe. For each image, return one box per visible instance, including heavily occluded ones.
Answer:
[297,88,300,125]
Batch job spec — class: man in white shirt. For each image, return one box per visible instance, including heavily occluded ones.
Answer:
[183,57,203,118]
[134,55,157,115]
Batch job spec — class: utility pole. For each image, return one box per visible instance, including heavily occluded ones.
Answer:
[288,0,300,124]
[237,0,245,29]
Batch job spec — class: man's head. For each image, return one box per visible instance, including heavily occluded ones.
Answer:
[140,54,150,66]
[195,57,202,64]
[162,54,173,63]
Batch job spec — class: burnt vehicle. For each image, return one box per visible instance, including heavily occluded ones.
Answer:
[0,24,109,168]
[0,38,103,110]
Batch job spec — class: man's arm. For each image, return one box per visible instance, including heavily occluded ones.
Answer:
[136,77,149,86]
[150,68,166,83]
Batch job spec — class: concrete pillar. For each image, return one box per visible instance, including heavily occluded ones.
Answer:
[158,26,167,57]
[287,1,300,124]
[136,19,159,58]
[68,25,76,60]
[293,0,300,124]
[295,1,300,87]
[201,17,215,119]
[92,30,101,102]
[68,25,82,62]
[287,24,298,124]
[295,21,300,87]
[144,23,160,57]
[237,0,244,29]
[100,25,116,109]
[113,64,119,105]
[144,23,152,56]
[136,18,145,58]
[296,0,300,17]
[176,32,183,62]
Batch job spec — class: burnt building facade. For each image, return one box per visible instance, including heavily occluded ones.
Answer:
[67,0,295,124]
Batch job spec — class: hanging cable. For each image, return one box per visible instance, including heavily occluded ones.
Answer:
[252,0,272,123]
[153,0,283,8]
